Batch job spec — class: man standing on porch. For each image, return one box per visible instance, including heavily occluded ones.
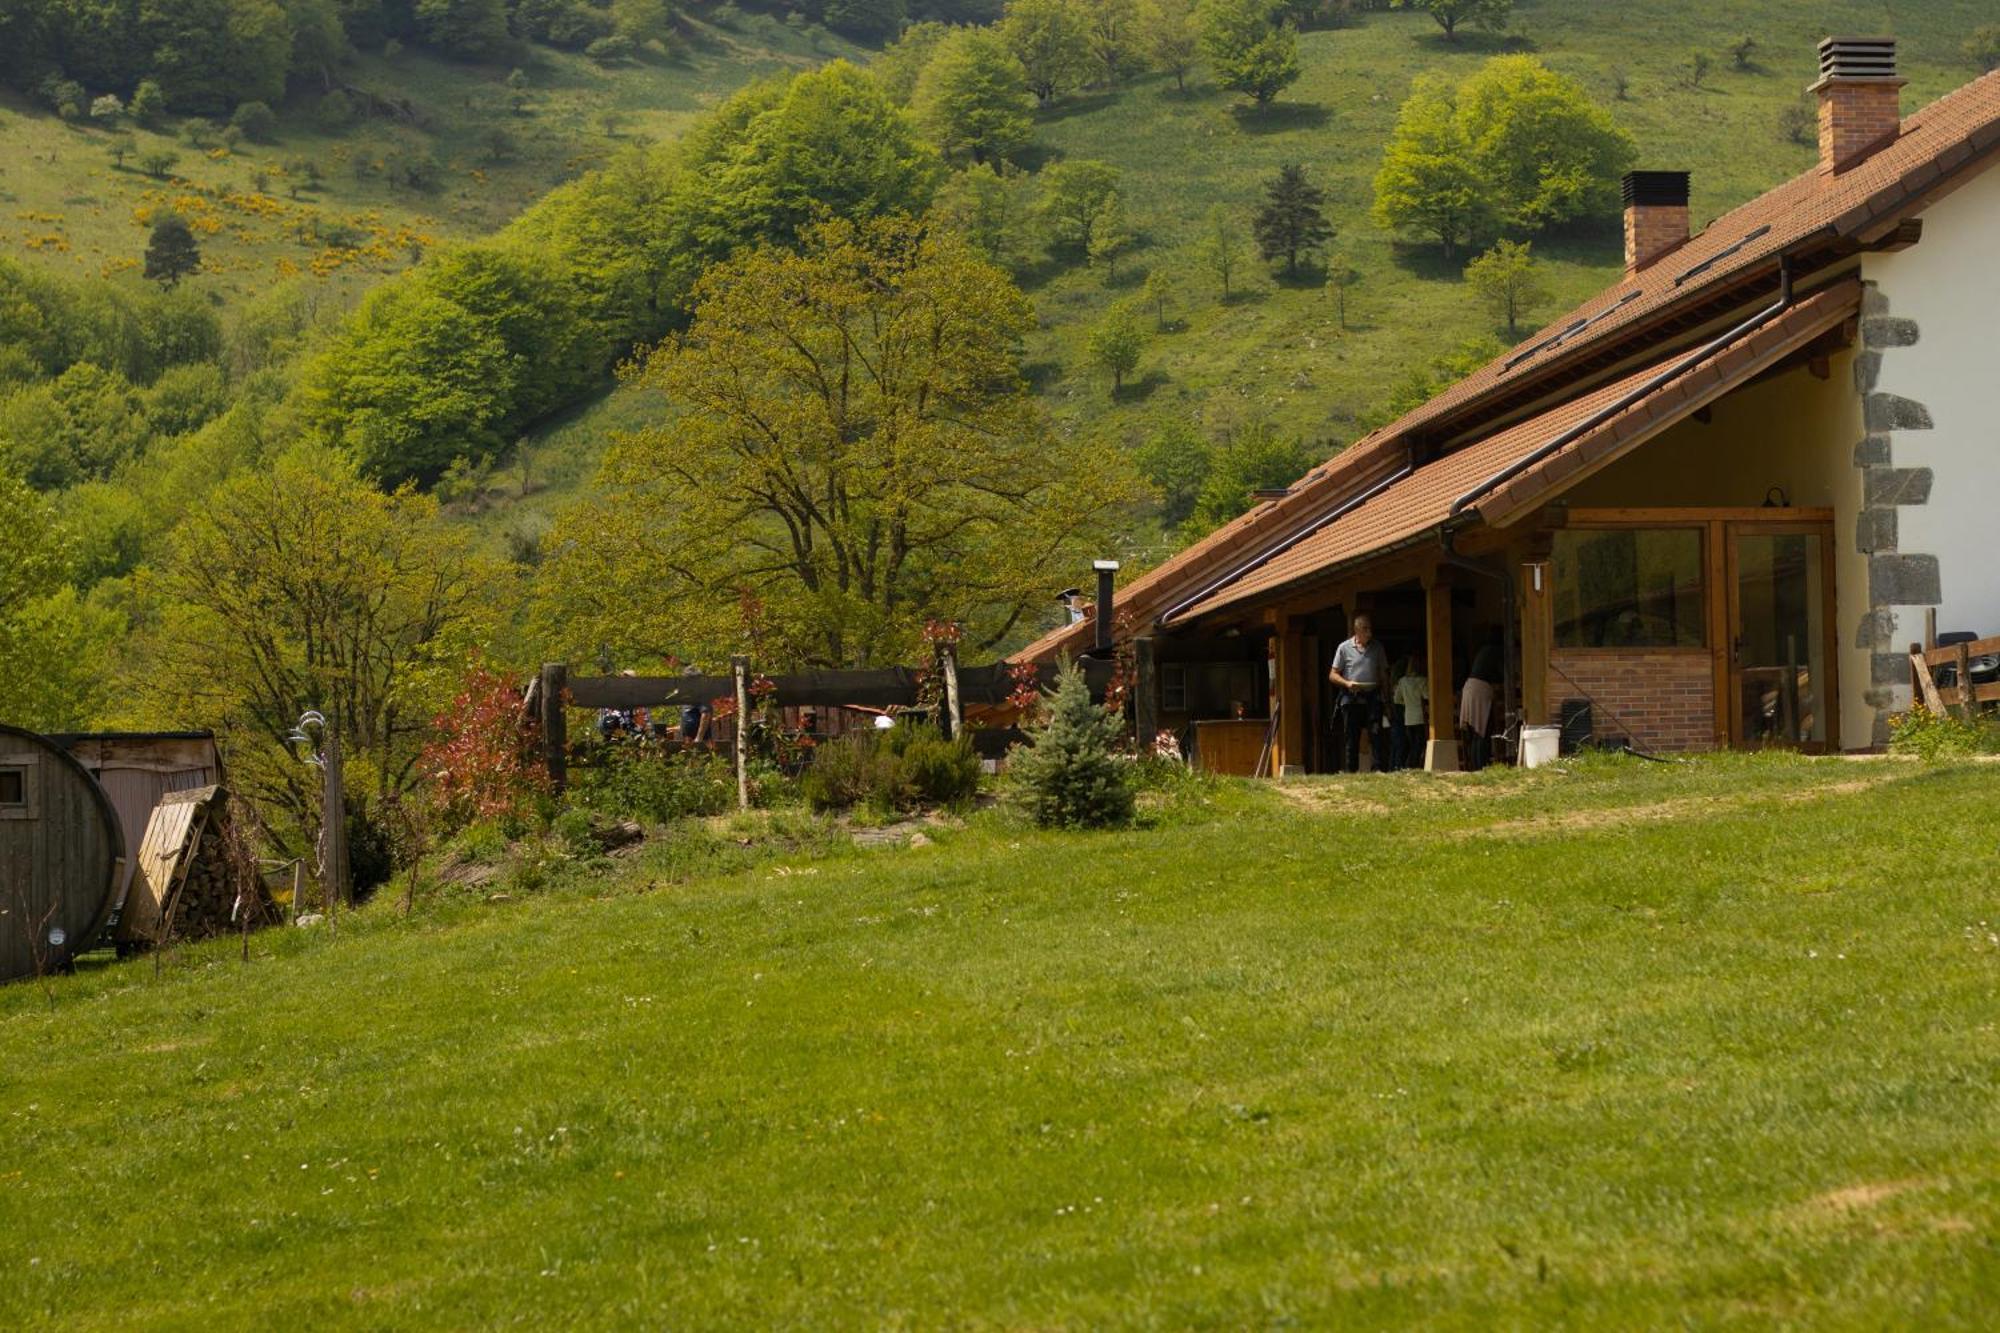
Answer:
[1328,614,1389,773]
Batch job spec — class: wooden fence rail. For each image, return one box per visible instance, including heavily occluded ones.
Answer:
[536,655,1117,796]
[1908,633,2000,719]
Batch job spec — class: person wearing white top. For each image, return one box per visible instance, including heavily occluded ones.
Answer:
[1389,656,1429,772]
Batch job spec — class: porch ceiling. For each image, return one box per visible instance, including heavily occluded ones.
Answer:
[1177,279,1861,623]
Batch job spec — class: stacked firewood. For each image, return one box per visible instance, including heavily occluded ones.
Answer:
[163,799,274,941]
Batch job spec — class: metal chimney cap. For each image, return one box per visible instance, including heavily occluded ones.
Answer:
[1815,35,1900,83]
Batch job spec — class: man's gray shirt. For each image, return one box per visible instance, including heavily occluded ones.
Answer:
[1332,637,1389,688]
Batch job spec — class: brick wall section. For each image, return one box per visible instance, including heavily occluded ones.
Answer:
[1818,81,1903,174]
[1624,204,1689,274]
[1549,650,1718,753]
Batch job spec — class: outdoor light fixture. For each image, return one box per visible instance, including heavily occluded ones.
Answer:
[47,926,65,949]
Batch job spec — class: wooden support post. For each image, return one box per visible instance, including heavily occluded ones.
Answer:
[1423,574,1459,772]
[732,654,750,811]
[1134,636,1158,754]
[1925,607,1937,652]
[1955,641,1977,721]
[941,644,962,741]
[1520,560,1550,727]
[1910,642,1946,714]
[1275,620,1307,775]
[539,662,568,793]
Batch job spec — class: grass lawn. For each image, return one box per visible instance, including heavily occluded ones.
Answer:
[4,754,1998,1326]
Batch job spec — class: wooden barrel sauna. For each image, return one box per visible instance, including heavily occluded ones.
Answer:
[0,724,123,982]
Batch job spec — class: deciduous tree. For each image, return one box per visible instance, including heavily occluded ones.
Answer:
[1195,202,1243,299]
[1038,158,1120,253]
[538,216,1141,668]
[1464,237,1546,335]
[913,27,1037,165]
[1391,0,1510,42]
[1002,0,1094,103]
[1198,0,1299,105]
[1087,302,1145,393]
[1322,250,1358,329]
[1138,0,1200,92]
[129,445,495,840]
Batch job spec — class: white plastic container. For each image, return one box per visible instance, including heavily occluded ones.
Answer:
[1520,724,1561,769]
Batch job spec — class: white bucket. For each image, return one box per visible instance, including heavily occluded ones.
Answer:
[1520,724,1561,769]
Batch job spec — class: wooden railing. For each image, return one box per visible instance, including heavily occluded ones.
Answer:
[1908,633,2000,716]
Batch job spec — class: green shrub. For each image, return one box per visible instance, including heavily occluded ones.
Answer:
[800,732,909,813]
[1006,660,1134,829]
[1888,707,2000,762]
[230,100,278,142]
[449,821,511,864]
[892,725,981,808]
[571,742,736,823]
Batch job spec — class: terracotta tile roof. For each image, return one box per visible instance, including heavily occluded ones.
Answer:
[1175,281,1860,622]
[1014,69,2000,663]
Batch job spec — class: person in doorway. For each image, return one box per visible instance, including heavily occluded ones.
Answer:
[1459,628,1504,770]
[1390,654,1429,772]
[1328,614,1390,773]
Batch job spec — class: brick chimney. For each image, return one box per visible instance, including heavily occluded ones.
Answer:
[1622,171,1690,274]
[1812,36,1903,175]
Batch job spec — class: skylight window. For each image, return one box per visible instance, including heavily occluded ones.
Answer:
[1673,224,1773,286]
[1501,290,1643,373]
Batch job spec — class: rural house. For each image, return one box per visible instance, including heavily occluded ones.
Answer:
[1021,38,2000,770]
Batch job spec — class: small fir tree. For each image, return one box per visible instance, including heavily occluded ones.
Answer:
[1253,163,1333,275]
[1008,659,1135,828]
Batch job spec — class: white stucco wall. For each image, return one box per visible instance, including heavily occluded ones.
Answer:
[1864,165,2000,652]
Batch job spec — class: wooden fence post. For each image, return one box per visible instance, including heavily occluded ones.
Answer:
[732,655,750,810]
[321,720,348,916]
[539,663,568,793]
[941,644,962,741]
[1956,641,1976,721]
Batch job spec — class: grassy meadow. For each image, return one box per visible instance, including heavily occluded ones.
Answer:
[0,20,850,314]
[4,753,1998,1326]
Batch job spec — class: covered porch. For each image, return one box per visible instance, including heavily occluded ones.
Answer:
[1148,277,1868,770]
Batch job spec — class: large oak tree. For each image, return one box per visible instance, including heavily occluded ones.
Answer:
[539,215,1142,669]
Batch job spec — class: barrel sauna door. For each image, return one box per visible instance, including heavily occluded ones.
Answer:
[0,725,123,981]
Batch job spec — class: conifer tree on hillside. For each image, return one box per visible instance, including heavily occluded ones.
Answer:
[1252,164,1332,275]
[144,216,202,288]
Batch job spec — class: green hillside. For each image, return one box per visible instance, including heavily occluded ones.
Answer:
[0,22,853,313]
[464,1,1994,566]
[5,756,1999,1325]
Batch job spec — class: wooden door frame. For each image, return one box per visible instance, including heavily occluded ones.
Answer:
[1721,518,1840,753]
